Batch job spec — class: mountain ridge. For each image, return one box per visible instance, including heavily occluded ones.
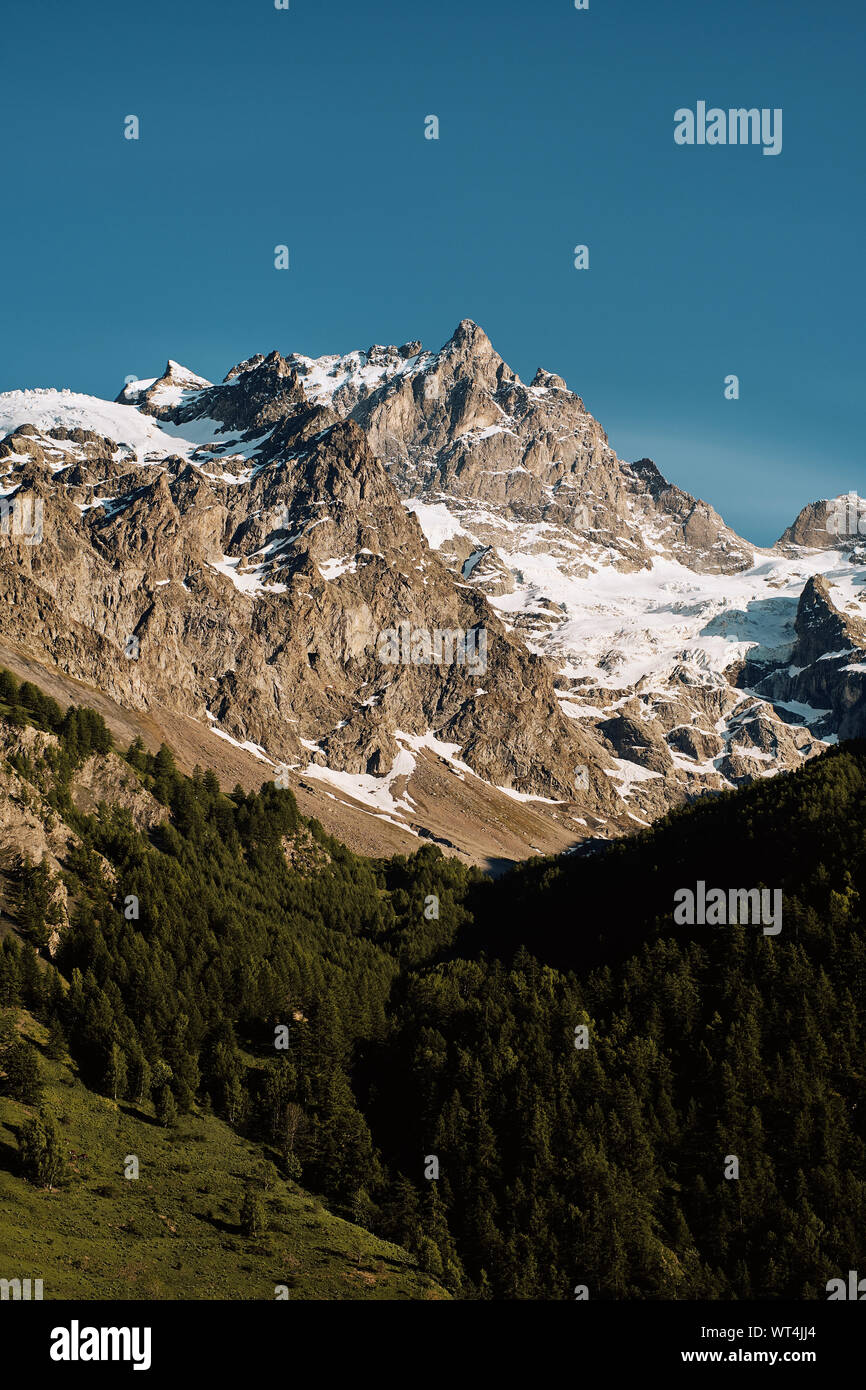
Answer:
[1,319,863,864]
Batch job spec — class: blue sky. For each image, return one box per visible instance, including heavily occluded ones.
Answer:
[0,0,862,544]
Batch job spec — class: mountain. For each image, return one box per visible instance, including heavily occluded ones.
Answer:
[0,321,863,864]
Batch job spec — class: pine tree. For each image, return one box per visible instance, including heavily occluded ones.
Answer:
[154,1083,178,1128]
[19,1109,67,1188]
[240,1182,267,1238]
[45,1016,67,1061]
[2,1038,43,1104]
[104,1041,128,1101]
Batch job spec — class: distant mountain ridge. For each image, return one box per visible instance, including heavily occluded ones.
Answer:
[0,320,863,864]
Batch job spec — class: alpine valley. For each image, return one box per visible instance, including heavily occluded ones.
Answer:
[1,319,864,870]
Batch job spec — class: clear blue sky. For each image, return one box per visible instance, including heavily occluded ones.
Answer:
[1,0,862,544]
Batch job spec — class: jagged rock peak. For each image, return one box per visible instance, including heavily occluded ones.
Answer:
[439,319,506,369]
[446,318,490,348]
[162,359,211,386]
[531,368,567,391]
[364,341,423,364]
[116,359,211,405]
[627,457,668,486]
[223,350,295,383]
[794,574,853,659]
[777,493,866,552]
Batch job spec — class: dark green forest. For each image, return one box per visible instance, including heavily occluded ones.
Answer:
[1,666,865,1299]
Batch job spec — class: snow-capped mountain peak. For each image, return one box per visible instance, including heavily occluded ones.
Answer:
[1,320,863,861]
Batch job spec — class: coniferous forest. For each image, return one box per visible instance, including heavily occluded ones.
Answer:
[1,670,865,1299]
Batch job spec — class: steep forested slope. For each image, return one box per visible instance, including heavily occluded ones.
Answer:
[1,670,864,1299]
[0,1012,446,1300]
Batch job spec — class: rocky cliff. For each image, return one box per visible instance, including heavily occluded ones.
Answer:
[0,321,863,863]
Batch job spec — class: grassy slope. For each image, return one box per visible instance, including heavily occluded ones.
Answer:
[0,1014,446,1301]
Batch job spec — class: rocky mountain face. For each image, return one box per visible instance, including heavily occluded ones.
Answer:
[282,320,866,822]
[776,494,866,554]
[0,722,167,951]
[744,576,866,740]
[0,321,863,864]
[348,320,753,576]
